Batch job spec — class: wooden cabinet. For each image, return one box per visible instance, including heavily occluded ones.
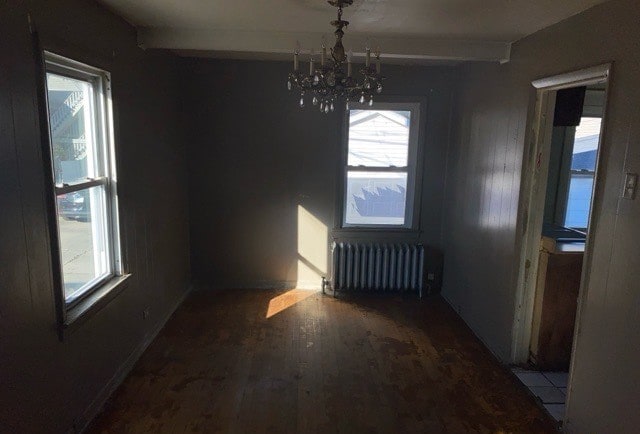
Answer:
[529,236,583,370]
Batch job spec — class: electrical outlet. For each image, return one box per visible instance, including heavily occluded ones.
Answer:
[142,308,150,320]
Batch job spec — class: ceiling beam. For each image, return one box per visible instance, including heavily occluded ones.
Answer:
[137,28,512,64]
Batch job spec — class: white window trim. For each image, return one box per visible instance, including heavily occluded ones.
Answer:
[340,101,422,230]
[44,52,125,321]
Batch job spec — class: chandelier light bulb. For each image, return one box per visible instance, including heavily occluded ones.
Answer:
[359,94,365,104]
[377,84,383,94]
[369,98,374,107]
[287,80,292,91]
[330,102,335,112]
[299,97,305,108]
[325,104,330,114]
[365,40,371,68]
[309,48,315,76]
[312,96,318,105]
[321,35,327,66]
[294,41,300,71]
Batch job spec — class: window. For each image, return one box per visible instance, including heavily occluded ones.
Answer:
[342,102,421,228]
[564,117,601,230]
[44,53,122,308]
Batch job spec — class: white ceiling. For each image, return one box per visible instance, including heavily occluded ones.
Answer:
[98,0,609,63]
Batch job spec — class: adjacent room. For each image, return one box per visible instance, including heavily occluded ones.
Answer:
[1,0,639,433]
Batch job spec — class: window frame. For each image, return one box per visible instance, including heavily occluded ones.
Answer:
[554,116,602,232]
[43,52,125,322]
[339,101,423,230]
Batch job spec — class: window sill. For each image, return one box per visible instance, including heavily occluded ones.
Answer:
[333,227,421,234]
[62,273,132,335]
[332,228,422,240]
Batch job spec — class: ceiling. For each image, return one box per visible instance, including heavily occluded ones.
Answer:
[97,0,609,63]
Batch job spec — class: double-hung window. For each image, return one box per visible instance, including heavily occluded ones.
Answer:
[342,102,421,228]
[44,52,123,309]
[562,116,601,230]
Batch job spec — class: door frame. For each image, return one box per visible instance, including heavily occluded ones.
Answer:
[510,63,611,366]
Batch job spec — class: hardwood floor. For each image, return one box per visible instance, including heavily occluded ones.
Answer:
[88,289,557,433]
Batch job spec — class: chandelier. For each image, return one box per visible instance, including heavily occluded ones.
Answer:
[287,0,385,114]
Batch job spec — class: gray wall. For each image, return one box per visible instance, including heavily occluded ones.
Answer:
[185,59,454,290]
[0,1,190,432]
[442,0,640,431]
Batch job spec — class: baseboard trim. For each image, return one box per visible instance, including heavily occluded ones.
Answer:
[440,292,508,363]
[75,284,193,433]
[198,280,322,291]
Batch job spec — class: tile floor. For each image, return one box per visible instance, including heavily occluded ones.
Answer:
[512,367,569,423]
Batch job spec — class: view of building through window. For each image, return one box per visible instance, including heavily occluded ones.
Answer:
[344,109,414,226]
[565,117,601,229]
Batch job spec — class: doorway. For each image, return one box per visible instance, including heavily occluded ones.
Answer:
[510,65,611,426]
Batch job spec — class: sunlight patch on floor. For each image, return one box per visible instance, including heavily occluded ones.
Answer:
[266,289,317,319]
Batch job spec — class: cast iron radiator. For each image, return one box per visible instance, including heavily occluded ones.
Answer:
[331,242,425,295]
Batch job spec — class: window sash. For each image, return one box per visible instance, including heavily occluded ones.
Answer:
[347,165,409,173]
[344,170,410,227]
[570,170,595,175]
[46,72,108,181]
[342,102,421,229]
[55,176,109,195]
[61,184,115,308]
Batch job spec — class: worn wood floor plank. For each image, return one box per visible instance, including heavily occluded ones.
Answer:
[88,289,556,434]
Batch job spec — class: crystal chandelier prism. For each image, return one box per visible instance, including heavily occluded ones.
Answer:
[287,0,385,114]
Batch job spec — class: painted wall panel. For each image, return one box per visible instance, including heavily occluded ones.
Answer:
[442,0,640,431]
[0,1,190,432]
[185,60,454,290]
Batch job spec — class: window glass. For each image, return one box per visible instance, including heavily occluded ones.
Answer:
[345,172,408,226]
[47,74,99,185]
[348,110,410,167]
[56,186,111,302]
[565,117,601,229]
[565,175,594,229]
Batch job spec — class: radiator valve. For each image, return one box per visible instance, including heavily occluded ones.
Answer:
[321,276,329,294]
